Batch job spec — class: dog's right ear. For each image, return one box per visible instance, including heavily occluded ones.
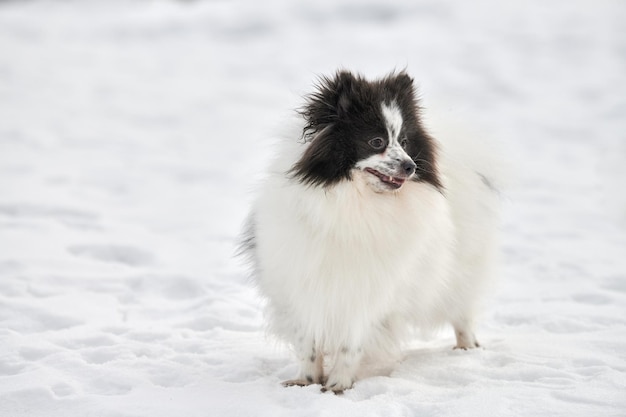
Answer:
[300,70,357,137]
[333,71,356,118]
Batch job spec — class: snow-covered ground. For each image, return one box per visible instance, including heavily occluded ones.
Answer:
[1,1,625,416]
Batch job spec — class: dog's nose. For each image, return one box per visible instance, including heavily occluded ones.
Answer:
[401,160,417,177]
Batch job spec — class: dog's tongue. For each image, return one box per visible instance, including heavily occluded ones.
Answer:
[387,176,405,186]
[380,175,405,189]
[365,168,406,188]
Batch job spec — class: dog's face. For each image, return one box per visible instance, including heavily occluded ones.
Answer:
[291,71,441,193]
[353,102,419,192]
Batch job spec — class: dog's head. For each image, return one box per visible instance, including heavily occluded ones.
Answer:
[291,71,441,193]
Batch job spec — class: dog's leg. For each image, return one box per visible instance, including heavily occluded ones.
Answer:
[282,337,324,387]
[322,346,363,394]
[452,319,480,350]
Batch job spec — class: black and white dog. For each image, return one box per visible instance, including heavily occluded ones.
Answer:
[240,71,500,393]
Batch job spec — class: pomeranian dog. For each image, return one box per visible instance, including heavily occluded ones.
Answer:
[240,70,500,393]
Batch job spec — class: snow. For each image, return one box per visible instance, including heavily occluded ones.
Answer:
[1,0,625,416]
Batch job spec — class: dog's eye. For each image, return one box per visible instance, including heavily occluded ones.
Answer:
[400,138,409,149]
[368,137,385,150]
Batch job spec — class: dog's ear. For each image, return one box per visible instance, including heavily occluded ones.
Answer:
[394,72,414,90]
[300,70,357,136]
[387,72,417,103]
[333,71,356,117]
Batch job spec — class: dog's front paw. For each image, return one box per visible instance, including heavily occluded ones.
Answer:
[453,336,481,350]
[321,373,354,394]
[282,378,313,387]
[453,341,481,350]
[453,328,481,350]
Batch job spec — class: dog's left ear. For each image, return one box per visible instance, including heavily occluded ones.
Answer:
[389,72,416,101]
[394,72,414,89]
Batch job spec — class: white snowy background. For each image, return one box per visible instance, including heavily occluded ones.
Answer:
[1,0,625,416]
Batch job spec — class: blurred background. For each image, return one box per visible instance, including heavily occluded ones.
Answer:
[1,0,624,280]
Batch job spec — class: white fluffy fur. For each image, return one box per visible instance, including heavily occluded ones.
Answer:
[249,116,500,392]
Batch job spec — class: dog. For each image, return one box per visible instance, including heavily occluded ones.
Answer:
[239,70,500,393]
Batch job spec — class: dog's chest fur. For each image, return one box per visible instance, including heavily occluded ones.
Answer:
[254,171,455,345]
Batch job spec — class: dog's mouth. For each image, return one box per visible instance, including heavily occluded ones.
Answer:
[364,168,407,189]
